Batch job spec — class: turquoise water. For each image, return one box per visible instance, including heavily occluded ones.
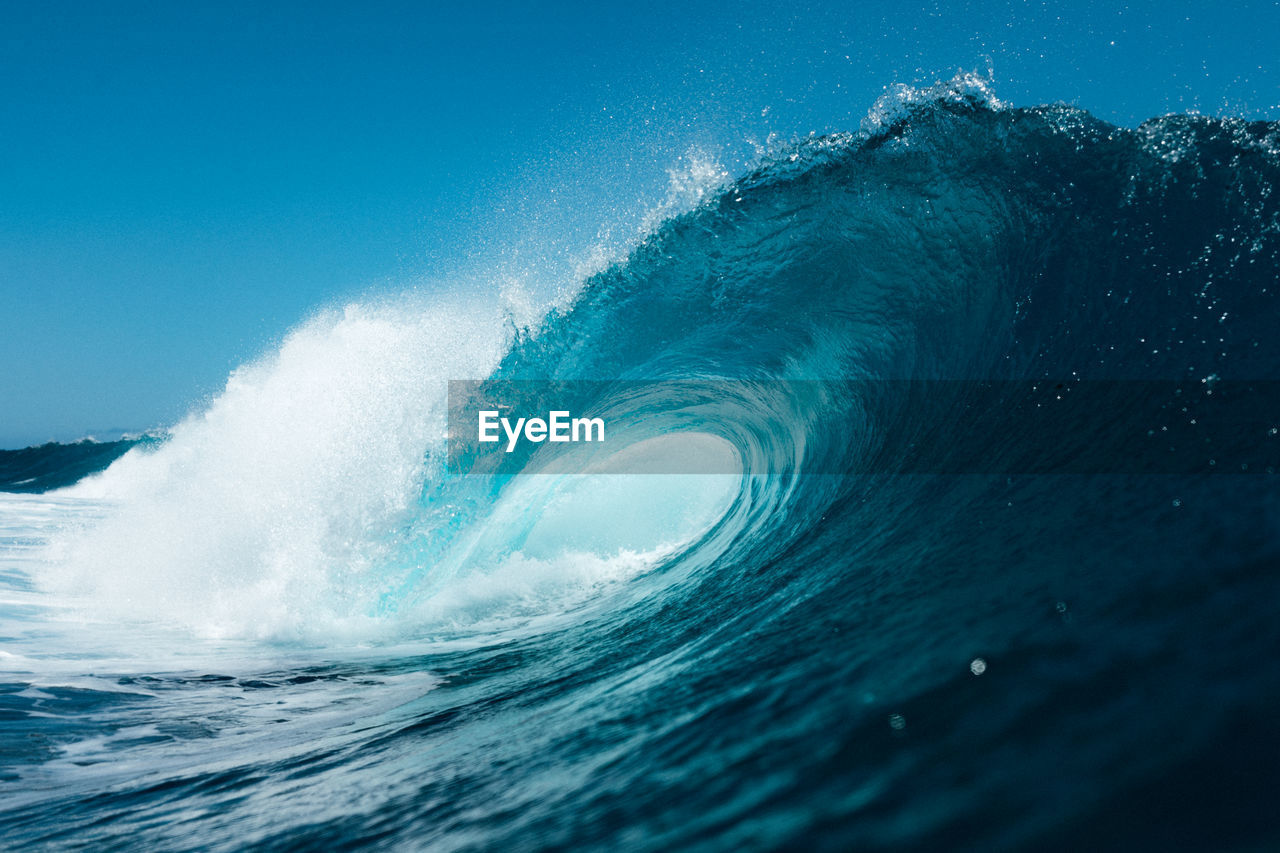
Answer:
[3,83,1280,850]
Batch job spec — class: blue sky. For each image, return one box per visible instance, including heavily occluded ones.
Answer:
[3,0,1278,448]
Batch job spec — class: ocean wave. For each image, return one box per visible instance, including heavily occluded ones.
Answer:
[5,79,1280,850]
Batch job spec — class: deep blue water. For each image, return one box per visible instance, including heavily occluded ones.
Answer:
[0,439,140,493]
[2,82,1280,850]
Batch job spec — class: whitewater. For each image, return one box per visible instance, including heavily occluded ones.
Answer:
[3,78,1280,850]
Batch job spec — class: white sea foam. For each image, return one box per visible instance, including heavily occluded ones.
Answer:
[25,138,754,648]
[861,65,1005,137]
[41,292,510,643]
[32,289,740,648]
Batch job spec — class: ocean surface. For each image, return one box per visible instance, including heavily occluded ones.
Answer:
[4,80,1280,850]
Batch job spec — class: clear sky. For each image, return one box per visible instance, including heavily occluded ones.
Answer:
[3,0,1278,448]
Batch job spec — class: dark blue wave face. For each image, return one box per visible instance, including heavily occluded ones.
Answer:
[0,439,142,493]
[4,93,1280,851]
[507,99,1279,385]
[446,97,1280,850]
